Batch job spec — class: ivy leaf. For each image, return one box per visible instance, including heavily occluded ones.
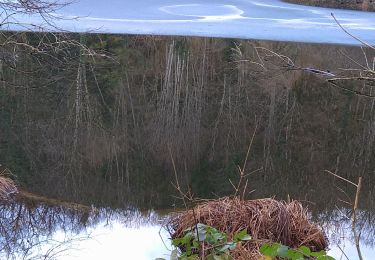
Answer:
[260,243,278,257]
[289,250,304,260]
[233,229,251,242]
[218,242,236,252]
[276,245,289,258]
[311,250,328,257]
[172,238,184,246]
[298,245,311,256]
[212,230,226,241]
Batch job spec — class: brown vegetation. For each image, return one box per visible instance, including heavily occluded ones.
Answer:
[0,176,18,201]
[283,0,375,12]
[169,197,327,259]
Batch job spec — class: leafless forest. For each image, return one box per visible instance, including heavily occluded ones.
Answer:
[0,33,374,212]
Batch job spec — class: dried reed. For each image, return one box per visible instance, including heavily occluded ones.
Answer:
[169,197,327,259]
[0,176,18,201]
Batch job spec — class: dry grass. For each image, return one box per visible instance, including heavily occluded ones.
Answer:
[169,197,327,259]
[0,176,18,201]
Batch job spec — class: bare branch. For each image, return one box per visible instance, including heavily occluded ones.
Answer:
[331,13,375,50]
[324,170,358,187]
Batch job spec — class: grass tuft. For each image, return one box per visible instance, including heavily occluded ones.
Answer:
[168,197,327,259]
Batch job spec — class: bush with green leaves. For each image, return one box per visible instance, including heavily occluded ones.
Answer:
[260,243,335,260]
[159,223,251,260]
[158,223,335,260]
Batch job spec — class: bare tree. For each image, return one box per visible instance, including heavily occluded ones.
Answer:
[0,0,70,29]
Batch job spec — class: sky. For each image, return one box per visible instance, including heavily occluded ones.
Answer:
[6,0,375,45]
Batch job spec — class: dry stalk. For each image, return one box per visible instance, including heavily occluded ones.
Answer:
[168,143,202,247]
[0,176,17,200]
[352,177,363,260]
[0,165,18,201]
[168,144,190,208]
[234,123,258,199]
[325,170,364,260]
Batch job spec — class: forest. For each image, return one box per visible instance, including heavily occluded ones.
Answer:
[0,32,374,213]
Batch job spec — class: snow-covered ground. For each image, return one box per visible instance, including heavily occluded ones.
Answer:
[6,0,375,45]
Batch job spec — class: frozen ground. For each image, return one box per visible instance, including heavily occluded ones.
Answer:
[7,0,375,45]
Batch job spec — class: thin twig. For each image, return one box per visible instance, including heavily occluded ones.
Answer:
[327,80,375,98]
[168,144,188,208]
[331,13,375,50]
[234,123,258,198]
[324,170,358,187]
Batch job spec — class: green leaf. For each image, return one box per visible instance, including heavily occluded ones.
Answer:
[276,245,289,258]
[183,232,193,241]
[170,249,179,260]
[233,229,252,242]
[212,230,226,241]
[260,243,278,257]
[218,242,236,252]
[317,256,335,260]
[172,238,184,246]
[286,249,304,260]
[196,228,206,241]
[233,229,246,241]
[311,250,327,257]
[240,234,252,241]
[298,245,311,256]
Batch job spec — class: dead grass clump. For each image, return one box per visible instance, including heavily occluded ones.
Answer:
[169,197,327,259]
[0,176,18,201]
